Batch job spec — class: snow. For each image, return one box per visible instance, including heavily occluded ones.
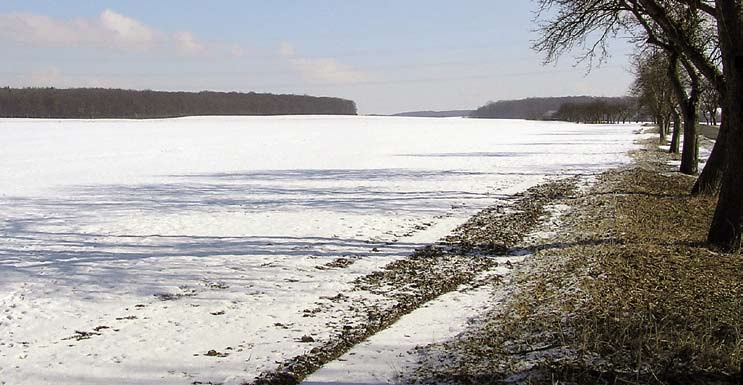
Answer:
[304,194,578,385]
[303,263,517,385]
[660,134,714,169]
[0,116,640,385]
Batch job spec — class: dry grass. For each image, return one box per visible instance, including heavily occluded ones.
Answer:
[410,144,742,384]
[549,167,742,383]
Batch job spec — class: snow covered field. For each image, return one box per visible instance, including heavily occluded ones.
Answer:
[0,116,640,385]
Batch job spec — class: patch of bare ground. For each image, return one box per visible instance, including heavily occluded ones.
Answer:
[408,138,742,384]
[247,179,578,385]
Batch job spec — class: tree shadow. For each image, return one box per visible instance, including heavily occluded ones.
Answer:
[508,238,625,256]
[398,150,625,158]
[9,170,500,217]
[0,167,500,295]
[168,168,491,181]
[591,190,691,199]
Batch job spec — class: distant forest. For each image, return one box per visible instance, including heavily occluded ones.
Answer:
[0,88,357,118]
[470,96,639,123]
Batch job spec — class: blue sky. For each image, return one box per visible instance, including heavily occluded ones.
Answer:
[0,1,636,114]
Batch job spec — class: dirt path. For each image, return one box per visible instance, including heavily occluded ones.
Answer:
[247,179,580,385]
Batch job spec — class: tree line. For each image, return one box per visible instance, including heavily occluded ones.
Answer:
[553,97,637,123]
[470,96,640,122]
[534,0,742,250]
[0,87,357,118]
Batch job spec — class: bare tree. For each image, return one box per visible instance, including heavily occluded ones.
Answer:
[629,46,699,170]
[555,97,636,123]
[667,52,701,174]
[534,0,743,250]
[699,78,721,125]
[705,0,743,249]
[630,50,676,143]
[670,107,682,153]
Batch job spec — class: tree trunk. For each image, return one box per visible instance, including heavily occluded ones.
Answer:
[658,116,667,144]
[692,118,727,195]
[667,53,700,175]
[669,110,681,154]
[707,0,743,251]
[708,95,743,250]
[663,117,671,141]
[680,103,699,175]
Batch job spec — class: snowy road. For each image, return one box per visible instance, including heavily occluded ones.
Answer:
[0,116,639,384]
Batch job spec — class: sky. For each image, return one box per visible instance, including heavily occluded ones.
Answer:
[0,0,637,114]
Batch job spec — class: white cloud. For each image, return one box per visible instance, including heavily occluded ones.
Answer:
[0,9,204,55]
[173,31,204,55]
[0,13,94,45]
[99,9,154,45]
[279,42,371,85]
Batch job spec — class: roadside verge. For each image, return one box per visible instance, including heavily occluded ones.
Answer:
[409,138,742,384]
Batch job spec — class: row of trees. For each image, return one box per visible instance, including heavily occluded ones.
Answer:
[534,0,743,250]
[470,96,637,120]
[553,97,637,123]
[0,88,358,118]
[629,48,724,175]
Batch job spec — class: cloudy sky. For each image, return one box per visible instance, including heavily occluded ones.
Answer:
[0,0,636,114]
